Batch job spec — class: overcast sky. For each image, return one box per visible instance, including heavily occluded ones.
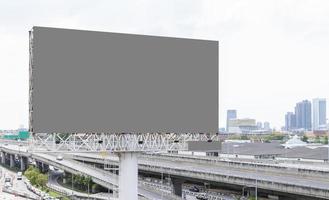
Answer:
[0,0,329,130]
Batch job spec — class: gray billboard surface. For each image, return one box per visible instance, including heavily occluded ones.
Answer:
[30,27,218,134]
[187,141,222,152]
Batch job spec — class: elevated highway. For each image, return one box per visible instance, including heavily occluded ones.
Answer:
[0,144,179,200]
[71,152,329,199]
[1,142,329,199]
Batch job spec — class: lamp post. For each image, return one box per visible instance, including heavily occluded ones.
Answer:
[71,174,74,200]
[255,162,258,200]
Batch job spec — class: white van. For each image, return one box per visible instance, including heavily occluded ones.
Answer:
[4,176,12,187]
[17,171,22,180]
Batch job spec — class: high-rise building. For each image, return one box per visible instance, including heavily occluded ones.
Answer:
[295,100,312,130]
[226,110,237,132]
[313,98,327,130]
[264,121,270,130]
[285,112,296,131]
[256,121,263,129]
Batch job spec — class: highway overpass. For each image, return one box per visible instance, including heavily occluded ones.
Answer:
[0,144,179,200]
[1,142,329,199]
[70,152,329,199]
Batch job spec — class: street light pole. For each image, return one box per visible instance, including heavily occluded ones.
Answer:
[255,162,258,200]
[71,174,74,200]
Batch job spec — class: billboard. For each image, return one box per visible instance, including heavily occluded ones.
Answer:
[187,141,222,152]
[29,27,218,134]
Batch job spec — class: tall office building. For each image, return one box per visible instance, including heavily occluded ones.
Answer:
[256,121,263,129]
[285,112,296,131]
[264,121,270,130]
[295,100,312,130]
[226,110,237,132]
[313,98,327,130]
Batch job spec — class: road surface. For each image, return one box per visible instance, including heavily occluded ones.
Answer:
[0,165,38,200]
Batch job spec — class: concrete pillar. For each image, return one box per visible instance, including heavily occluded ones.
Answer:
[172,178,185,197]
[20,156,27,171]
[118,152,138,200]
[0,152,5,164]
[43,164,49,172]
[63,171,67,184]
[36,161,43,171]
[10,154,15,168]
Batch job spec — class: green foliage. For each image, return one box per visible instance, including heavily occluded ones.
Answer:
[24,166,48,188]
[271,134,284,140]
[263,133,285,142]
[37,174,48,188]
[322,136,328,144]
[70,174,93,191]
[315,135,321,143]
[48,191,70,200]
[228,135,250,140]
[91,183,102,193]
[240,135,249,140]
[301,135,308,143]
[24,166,40,185]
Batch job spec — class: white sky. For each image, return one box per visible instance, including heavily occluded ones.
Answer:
[0,0,329,130]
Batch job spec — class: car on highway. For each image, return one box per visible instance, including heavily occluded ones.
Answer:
[189,186,200,192]
[17,171,22,180]
[4,181,12,188]
[196,193,208,200]
[56,154,63,161]
[4,177,12,187]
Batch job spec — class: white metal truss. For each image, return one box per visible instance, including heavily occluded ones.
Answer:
[29,132,220,152]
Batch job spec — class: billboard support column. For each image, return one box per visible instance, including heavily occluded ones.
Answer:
[118,152,138,200]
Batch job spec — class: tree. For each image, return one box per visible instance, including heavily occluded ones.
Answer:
[36,174,48,189]
[301,135,308,143]
[323,136,328,145]
[240,135,249,140]
[82,176,93,193]
[315,135,321,143]
[91,183,102,193]
[24,166,40,185]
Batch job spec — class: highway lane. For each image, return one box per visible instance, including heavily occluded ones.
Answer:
[33,153,175,200]
[0,165,39,200]
[141,155,329,190]
[0,144,177,200]
[72,152,329,191]
[48,170,115,200]
[3,142,329,198]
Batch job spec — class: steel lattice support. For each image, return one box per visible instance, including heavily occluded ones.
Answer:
[29,132,220,152]
[29,132,220,200]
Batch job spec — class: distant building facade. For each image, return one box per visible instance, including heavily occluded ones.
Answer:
[263,121,271,130]
[256,122,263,129]
[295,100,312,131]
[313,98,327,130]
[285,112,296,131]
[228,118,257,134]
[226,110,237,132]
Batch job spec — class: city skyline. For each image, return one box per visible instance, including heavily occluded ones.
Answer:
[228,97,328,131]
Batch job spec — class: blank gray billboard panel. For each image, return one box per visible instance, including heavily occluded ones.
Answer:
[30,27,218,134]
[187,141,222,152]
